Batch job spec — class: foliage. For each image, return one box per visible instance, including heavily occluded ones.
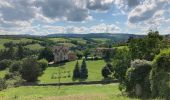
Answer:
[20,57,41,82]
[38,59,48,71]
[5,72,24,87]
[38,47,54,62]
[129,30,162,61]
[83,49,90,60]
[101,64,112,78]
[16,45,24,59]
[113,48,131,82]
[126,59,152,97]
[72,61,80,80]
[150,49,170,99]
[9,61,22,73]
[80,59,88,79]
[0,78,7,91]
[0,59,12,70]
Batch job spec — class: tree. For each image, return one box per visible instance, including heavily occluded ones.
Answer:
[80,59,88,79]
[20,57,41,82]
[0,78,7,91]
[83,49,90,60]
[17,45,24,59]
[113,48,131,82]
[73,61,80,79]
[38,59,48,71]
[6,46,15,59]
[0,59,12,70]
[129,30,162,61]
[39,47,54,62]
[9,61,22,73]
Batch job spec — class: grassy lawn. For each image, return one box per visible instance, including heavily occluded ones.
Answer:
[38,60,106,84]
[25,43,44,51]
[0,84,139,100]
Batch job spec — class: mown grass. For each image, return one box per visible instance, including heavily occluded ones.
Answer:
[0,84,139,100]
[38,60,106,84]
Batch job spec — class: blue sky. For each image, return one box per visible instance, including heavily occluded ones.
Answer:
[0,0,170,35]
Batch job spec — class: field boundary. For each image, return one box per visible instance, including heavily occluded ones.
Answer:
[23,80,119,86]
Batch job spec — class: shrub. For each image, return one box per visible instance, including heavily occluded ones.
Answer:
[38,47,54,62]
[38,59,48,71]
[20,57,41,82]
[5,72,24,87]
[150,49,170,99]
[9,61,22,73]
[0,59,12,70]
[101,65,112,78]
[126,59,152,97]
[0,78,7,91]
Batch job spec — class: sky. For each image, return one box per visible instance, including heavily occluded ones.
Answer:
[0,0,170,35]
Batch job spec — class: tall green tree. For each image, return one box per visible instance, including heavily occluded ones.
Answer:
[73,61,80,79]
[39,47,54,62]
[17,45,24,59]
[80,59,88,79]
[20,57,41,82]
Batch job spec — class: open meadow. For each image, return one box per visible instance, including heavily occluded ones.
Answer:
[0,84,139,100]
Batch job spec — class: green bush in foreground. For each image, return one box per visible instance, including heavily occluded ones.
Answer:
[126,59,152,97]
[150,49,170,99]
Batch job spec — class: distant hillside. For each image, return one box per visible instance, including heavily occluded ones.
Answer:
[46,33,145,43]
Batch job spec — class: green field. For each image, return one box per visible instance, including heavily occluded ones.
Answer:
[91,38,110,43]
[48,38,70,43]
[38,60,106,84]
[0,84,139,100]
[0,69,8,78]
[25,43,44,51]
[0,38,33,50]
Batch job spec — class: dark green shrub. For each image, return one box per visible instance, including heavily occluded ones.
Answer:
[150,49,170,99]
[101,66,111,78]
[0,59,12,70]
[126,59,152,97]
[9,61,22,73]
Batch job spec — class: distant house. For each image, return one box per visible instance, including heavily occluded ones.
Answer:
[53,46,77,63]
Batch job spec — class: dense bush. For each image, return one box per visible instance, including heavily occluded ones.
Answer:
[0,78,7,91]
[126,59,152,97]
[5,72,24,87]
[101,65,112,78]
[150,49,170,99]
[20,57,42,82]
[38,59,48,71]
[0,59,12,70]
[9,61,22,73]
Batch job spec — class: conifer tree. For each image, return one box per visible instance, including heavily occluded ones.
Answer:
[73,61,80,79]
[80,59,88,79]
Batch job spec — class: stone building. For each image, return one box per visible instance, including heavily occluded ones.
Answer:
[53,46,77,63]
